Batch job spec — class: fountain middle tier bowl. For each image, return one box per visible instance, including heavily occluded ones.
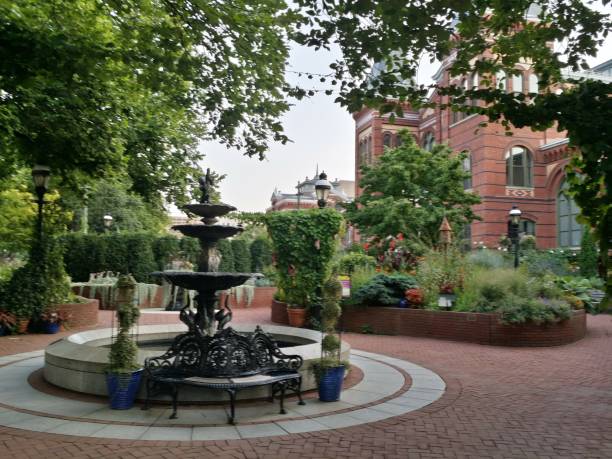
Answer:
[171,224,243,241]
[154,271,256,291]
[183,203,237,219]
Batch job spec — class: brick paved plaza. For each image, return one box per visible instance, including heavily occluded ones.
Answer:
[0,307,610,458]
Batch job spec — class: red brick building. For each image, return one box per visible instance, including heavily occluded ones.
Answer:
[354,58,612,249]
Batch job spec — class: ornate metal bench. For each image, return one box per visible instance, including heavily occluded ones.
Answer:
[143,326,305,424]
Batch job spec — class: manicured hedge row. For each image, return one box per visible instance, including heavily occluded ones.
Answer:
[60,233,200,283]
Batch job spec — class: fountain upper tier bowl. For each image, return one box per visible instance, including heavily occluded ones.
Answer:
[183,203,236,219]
[172,224,243,241]
[153,271,258,291]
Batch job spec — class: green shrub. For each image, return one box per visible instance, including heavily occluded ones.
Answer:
[334,252,376,275]
[266,209,343,307]
[250,237,273,273]
[153,236,181,270]
[352,273,417,306]
[522,250,572,277]
[217,239,235,272]
[497,295,571,325]
[467,249,511,270]
[231,239,251,272]
[0,237,73,319]
[577,229,598,278]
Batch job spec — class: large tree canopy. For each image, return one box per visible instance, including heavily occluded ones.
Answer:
[0,0,293,204]
[345,132,481,246]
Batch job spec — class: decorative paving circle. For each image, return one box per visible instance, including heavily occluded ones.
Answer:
[0,350,445,440]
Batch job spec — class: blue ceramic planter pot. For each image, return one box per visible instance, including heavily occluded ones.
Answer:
[106,370,143,410]
[318,365,345,402]
[43,322,60,334]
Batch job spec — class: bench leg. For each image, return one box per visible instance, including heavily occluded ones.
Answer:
[296,376,306,406]
[278,383,287,415]
[226,389,237,425]
[170,384,179,419]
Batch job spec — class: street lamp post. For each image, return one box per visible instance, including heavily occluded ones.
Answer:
[508,206,522,269]
[31,165,51,240]
[314,171,332,209]
[103,214,114,232]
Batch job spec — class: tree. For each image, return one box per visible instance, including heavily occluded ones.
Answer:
[294,0,612,301]
[231,239,252,273]
[0,0,294,204]
[61,180,167,234]
[250,237,274,273]
[345,132,481,245]
[578,227,599,279]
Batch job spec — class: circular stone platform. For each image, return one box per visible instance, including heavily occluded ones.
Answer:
[44,324,349,400]
[0,350,445,440]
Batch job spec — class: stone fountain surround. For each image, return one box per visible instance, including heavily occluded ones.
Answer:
[44,324,350,402]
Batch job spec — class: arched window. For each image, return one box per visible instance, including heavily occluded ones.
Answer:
[367,136,372,164]
[383,132,392,148]
[528,73,539,94]
[506,146,532,187]
[512,72,525,93]
[422,132,435,152]
[462,152,472,189]
[394,133,403,147]
[558,180,582,247]
[496,70,507,92]
[359,140,366,164]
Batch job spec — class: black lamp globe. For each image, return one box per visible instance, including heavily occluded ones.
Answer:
[314,171,332,208]
[508,205,522,269]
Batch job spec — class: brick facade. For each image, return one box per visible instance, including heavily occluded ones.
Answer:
[352,66,597,249]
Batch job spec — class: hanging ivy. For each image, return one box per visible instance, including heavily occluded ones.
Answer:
[266,209,343,307]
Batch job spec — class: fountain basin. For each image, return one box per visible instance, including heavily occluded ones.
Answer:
[172,224,243,241]
[152,271,258,291]
[44,324,350,402]
[183,203,237,218]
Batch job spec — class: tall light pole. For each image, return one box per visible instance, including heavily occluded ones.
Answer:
[509,206,522,269]
[314,172,332,209]
[31,165,51,240]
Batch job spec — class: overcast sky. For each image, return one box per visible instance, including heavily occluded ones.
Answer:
[196,7,612,214]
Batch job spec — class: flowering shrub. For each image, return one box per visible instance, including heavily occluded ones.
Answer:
[404,288,424,306]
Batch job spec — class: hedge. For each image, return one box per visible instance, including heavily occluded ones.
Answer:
[60,233,199,283]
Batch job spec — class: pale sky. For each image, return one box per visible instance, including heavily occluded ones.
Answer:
[198,7,612,213]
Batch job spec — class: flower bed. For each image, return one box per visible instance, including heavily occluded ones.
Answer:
[340,307,586,347]
[53,297,99,328]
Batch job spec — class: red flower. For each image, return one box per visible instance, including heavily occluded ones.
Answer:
[397,233,404,241]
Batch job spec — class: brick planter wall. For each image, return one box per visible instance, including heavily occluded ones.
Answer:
[54,297,99,328]
[270,303,586,347]
[219,287,277,309]
[271,299,289,325]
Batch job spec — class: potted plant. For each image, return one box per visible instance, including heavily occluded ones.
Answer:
[286,282,308,328]
[0,310,16,336]
[37,310,70,334]
[312,277,349,402]
[106,274,143,410]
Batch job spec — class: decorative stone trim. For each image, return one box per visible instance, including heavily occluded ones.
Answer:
[505,186,535,198]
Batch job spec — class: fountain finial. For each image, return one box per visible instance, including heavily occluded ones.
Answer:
[199,168,215,204]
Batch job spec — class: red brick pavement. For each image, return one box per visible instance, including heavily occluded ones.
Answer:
[0,309,611,458]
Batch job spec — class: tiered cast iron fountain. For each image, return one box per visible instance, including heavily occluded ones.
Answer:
[155,170,256,336]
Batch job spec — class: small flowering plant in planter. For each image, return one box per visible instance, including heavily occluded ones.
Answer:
[405,288,424,307]
[0,310,17,336]
[37,310,71,334]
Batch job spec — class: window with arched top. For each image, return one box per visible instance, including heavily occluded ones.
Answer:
[422,132,435,152]
[496,70,507,92]
[506,146,532,187]
[512,72,525,93]
[395,133,403,147]
[367,136,372,164]
[528,73,539,94]
[383,132,392,148]
[462,152,472,189]
[557,180,582,247]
